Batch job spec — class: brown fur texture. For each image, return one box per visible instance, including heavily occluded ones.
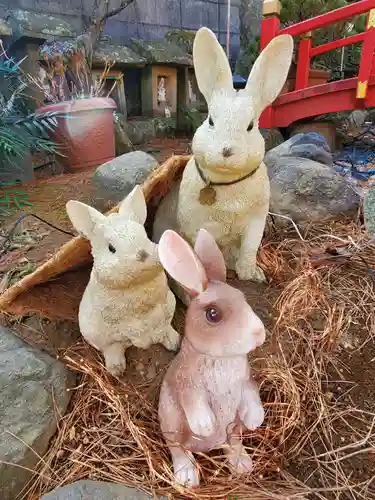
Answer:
[158,229,266,487]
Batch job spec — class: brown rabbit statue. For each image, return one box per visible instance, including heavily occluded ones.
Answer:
[158,228,266,487]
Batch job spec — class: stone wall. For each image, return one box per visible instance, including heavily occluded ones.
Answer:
[0,0,242,59]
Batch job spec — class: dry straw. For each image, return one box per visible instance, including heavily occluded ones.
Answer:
[19,218,375,500]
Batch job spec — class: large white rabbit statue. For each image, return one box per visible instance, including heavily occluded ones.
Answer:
[153,28,293,284]
[66,186,179,377]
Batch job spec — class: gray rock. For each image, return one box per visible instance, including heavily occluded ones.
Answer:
[93,151,158,203]
[41,480,167,500]
[264,133,333,172]
[0,326,74,500]
[364,184,375,238]
[340,109,367,138]
[260,128,285,152]
[269,157,360,224]
[124,122,147,145]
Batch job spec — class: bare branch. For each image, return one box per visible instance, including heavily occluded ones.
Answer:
[102,0,136,21]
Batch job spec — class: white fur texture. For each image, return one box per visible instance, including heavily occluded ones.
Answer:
[66,186,179,377]
[153,28,293,283]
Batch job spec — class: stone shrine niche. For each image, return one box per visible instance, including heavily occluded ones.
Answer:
[151,66,177,117]
[187,68,206,110]
[123,67,143,118]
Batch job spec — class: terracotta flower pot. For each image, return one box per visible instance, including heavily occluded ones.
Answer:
[37,97,117,171]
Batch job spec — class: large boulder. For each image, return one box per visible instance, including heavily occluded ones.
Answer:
[41,480,167,499]
[269,157,360,223]
[93,151,158,203]
[0,326,74,500]
[264,133,333,172]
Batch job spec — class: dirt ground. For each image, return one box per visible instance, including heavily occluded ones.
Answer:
[0,138,191,376]
[0,137,375,499]
[0,138,190,278]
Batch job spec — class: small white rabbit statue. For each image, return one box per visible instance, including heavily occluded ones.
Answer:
[158,228,266,487]
[153,28,293,285]
[66,186,179,377]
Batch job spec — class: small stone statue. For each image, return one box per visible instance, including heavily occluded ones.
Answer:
[66,186,179,377]
[157,77,167,104]
[157,228,266,487]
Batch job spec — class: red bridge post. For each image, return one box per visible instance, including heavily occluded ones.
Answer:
[296,32,312,91]
[357,8,375,98]
[260,0,281,128]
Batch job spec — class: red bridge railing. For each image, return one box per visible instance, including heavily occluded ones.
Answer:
[260,0,375,127]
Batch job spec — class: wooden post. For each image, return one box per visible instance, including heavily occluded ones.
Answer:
[295,32,312,91]
[261,0,281,49]
[357,8,375,99]
[260,0,281,128]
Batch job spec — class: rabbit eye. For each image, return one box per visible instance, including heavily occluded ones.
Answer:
[247,121,254,132]
[205,306,222,324]
[208,116,214,127]
[108,244,116,254]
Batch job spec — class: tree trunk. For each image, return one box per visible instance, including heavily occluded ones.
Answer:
[42,0,136,98]
[235,0,263,76]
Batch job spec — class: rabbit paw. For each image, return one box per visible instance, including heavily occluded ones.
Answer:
[162,327,181,352]
[174,462,199,487]
[225,442,253,475]
[103,345,127,378]
[243,403,265,431]
[236,262,266,283]
[107,358,127,378]
[229,451,253,475]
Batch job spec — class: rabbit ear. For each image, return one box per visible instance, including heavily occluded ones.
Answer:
[66,200,105,239]
[158,230,208,297]
[118,185,147,225]
[245,35,293,116]
[194,229,226,282]
[193,27,233,102]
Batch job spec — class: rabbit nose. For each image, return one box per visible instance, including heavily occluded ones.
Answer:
[222,147,233,158]
[136,249,149,262]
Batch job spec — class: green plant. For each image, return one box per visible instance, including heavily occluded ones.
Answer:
[0,112,62,163]
[0,188,32,217]
[280,0,365,78]
[236,35,260,77]
[7,262,37,286]
[39,0,135,101]
[238,1,365,80]
[0,47,65,191]
[181,107,202,136]
[153,117,176,138]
